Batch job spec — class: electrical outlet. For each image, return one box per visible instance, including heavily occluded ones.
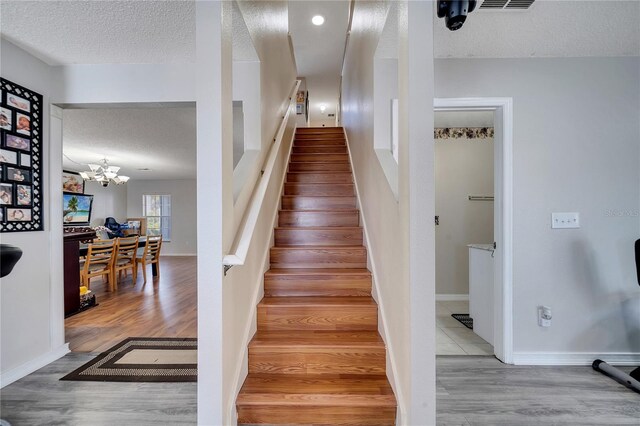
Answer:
[538,306,552,327]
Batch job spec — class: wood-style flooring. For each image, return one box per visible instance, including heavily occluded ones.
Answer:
[65,256,197,353]
[0,353,196,426]
[437,356,640,425]
[1,354,637,425]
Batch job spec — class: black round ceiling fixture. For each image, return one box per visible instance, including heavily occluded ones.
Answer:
[437,1,477,31]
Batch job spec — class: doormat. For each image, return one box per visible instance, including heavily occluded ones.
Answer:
[451,313,473,330]
[61,337,197,382]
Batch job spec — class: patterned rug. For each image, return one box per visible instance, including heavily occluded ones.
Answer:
[451,313,473,330]
[61,337,197,382]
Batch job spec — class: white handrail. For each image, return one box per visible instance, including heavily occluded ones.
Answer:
[223,80,301,272]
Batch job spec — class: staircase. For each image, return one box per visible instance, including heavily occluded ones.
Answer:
[236,127,397,425]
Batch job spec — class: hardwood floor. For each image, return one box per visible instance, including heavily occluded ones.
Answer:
[0,353,196,426]
[236,127,398,425]
[65,256,197,353]
[437,356,640,425]
[2,354,636,425]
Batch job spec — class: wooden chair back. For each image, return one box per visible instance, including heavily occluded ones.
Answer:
[141,236,162,262]
[116,236,139,263]
[82,239,116,290]
[136,236,162,283]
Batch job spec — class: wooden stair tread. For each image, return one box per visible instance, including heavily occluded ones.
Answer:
[259,296,376,307]
[237,126,396,423]
[238,374,395,402]
[275,226,362,231]
[249,330,383,348]
[266,268,370,276]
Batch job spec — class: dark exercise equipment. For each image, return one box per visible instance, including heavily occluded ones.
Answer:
[0,244,23,278]
[592,239,640,392]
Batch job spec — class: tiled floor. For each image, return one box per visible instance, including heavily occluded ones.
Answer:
[436,300,494,356]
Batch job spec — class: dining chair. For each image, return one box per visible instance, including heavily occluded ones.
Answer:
[113,236,139,288]
[81,239,116,292]
[135,236,162,283]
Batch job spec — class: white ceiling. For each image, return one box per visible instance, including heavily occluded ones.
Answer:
[62,107,196,180]
[1,0,637,67]
[434,0,640,58]
[288,1,350,121]
[0,0,196,65]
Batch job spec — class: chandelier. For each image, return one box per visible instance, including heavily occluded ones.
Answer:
[79,158,130,187]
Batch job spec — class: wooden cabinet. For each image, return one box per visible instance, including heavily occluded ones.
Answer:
[124,217,147,236]
[63,230,96,317]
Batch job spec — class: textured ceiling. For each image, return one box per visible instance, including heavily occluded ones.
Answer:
[434,0,640,58]
[288,0,350,119]
[0,0,196,65]
[1,0,637,67]
[62,107,196,180]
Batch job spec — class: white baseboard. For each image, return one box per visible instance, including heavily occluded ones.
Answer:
[1,343,70,388]
[160,253,197,257]
[436,294,469,301]
[512,352,640,366]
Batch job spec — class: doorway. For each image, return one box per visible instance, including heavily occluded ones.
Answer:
[434,97,514,363]
[53,103,198,353]
[435,109,495,356]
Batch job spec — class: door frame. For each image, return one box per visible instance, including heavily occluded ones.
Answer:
[434,97,514,363]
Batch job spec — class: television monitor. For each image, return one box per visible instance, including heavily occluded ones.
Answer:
[63,192,94,226]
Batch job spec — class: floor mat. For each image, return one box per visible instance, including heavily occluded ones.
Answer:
[60,337,197,382]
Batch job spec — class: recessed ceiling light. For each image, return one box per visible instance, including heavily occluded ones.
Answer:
[312,15,325,26]
[319,104,326,112]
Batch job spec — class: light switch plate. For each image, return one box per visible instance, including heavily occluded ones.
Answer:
[551,212,580,229]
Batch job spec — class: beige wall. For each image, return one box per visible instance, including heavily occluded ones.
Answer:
[83,180,128,228]
[435,57,640,357]
[341,1,435,424]
[126,179,197,256]
[221,1,298,423]
[0,38,66,385]
[435,136,494,295]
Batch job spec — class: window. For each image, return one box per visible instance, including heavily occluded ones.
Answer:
[143,194,171,241]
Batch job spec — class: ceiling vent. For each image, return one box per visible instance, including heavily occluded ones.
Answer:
[479,0,535,10]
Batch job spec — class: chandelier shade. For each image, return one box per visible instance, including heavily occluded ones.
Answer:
[80,159,129,186]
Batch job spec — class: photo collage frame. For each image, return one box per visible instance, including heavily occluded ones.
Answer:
[0,78,43,232]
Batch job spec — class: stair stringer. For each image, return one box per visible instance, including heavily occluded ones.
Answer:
[226,124,299,423]
[343,129,406,425]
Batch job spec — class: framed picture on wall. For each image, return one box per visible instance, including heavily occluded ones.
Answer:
[0,77,43,232]
[0,149,18,165]
[62,170,84,194]
[0,107,12,130]
[4,134,30,151]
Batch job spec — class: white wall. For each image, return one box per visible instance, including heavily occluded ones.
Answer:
[342,1,435,424]
[126,179,197,256]
[81,180,128,227]
[0,38,69,386]
[435,136,494,295]
[221,1,298,423]
[435,57,640,358]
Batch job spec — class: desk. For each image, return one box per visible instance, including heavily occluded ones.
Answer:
[78,237,158,277]
[64,230,96,317]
